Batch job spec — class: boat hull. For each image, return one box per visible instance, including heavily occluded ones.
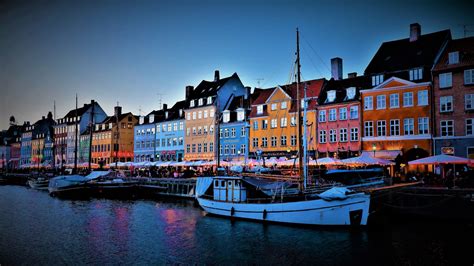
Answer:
[197,193,370,226]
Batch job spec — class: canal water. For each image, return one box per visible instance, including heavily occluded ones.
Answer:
[0,185,472,265]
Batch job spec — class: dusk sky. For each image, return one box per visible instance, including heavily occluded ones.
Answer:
[1,0,472,128]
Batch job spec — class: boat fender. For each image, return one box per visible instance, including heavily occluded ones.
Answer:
[263,209,267,220]
[230,207,235,216]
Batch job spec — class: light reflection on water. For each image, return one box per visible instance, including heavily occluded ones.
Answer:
[0,186,472,265]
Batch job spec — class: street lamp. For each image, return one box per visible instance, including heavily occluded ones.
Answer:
[372,143,376,157]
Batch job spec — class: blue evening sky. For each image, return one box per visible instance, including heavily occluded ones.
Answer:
[0,0,472,127]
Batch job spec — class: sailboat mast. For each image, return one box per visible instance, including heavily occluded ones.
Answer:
[74,94,78,174]
[296,28,304,190]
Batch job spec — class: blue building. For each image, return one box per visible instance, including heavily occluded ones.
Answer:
[155,101,186,162]
[134,109,164,162]
[219,95,250,163]
[31,112,56,167]
[20,121,33,167]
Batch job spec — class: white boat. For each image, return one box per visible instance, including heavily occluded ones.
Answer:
[48,171,112,197]
[196,176,370,226]
[195,29,371,226]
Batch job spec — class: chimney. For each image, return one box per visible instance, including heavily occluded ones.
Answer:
[244,86,251,100]
[42,116,45,120]
[185,86,194,98]
[410,23,421,42]
[214,70,220,82]
[163,104,168,111]
[348,72,357,78]
[114,106,122,117]
[331,57,343,80]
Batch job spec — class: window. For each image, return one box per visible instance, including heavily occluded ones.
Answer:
[329,109,337,121]
[253,121,258,130]
[467,119,474,136]
[290,116,296,126]
[389,94,399,108]
[418,90,428,106]
[223,111,230,123]
[210,125,214,134]
[186,144,190,153]
[204,110,208,118]
[179,122,184,130]
[409,68,423,81]
[376,95,386,109]
[241,127,246,137]
[257,105,263,115]
[168,123,172,132]
[271,136,277,147]
[329,129,337,143]
[179,137,183,145]
[364,96,373,110]
[252,138,258,148]
[372,74,383,86]
[198,98,203,106]
[466,94,474,110]
[203,143,207,152]
[339,108,347,120]
[190,100,195,108]
[224,128,229,138]
[466,69,474,85]
[319,130,326,143]
[224,145,229,155]
[319,110,326,122]
[377,120,386,136]
[262,120,268,129]
[192,127,196,135]
[210,109,215,118]
[350,106,358,119]
[340,128,347,142]
[209,143,214,152]
[439,73,452,88]
[350,128,359,141]
[418,117,429,135]
[207,96,213,105]
[192,144,196,153]
[186,128,190,136]
[280,136,287,146]
[237,110,245,121]
[280,117,287,127]
[281,101,287,109]
[271,119,277,128]
[198,144,202,153]
[231,145,236,155]
[192,112,196,120]
[364,121,373,137]
[261,137,268,147]
[204,126,208,134]
[440,96,453,112]
[390,119,400,136]
[291,135,297,146]
[240,144,246,154]
[271,103,277,110]
[403,92,413,107]
[448,52,459,64]
[441,120,454,136]
[404,118,414,135]
[198,111,202,119]
[173,123,178,131]
[231,128,236,137]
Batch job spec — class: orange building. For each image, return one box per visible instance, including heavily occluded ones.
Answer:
[91,107,138,165]
[360,77,432,164]
[249,79,325,158]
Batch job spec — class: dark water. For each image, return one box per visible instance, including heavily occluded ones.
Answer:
[0,186,472,265]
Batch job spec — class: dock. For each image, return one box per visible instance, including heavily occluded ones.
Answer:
[139,178,196,198]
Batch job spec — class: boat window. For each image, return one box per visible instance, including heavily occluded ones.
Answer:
[235,180,240,188]
[220,180,226,187]
[214,180,219,188]
[228,181,232,188]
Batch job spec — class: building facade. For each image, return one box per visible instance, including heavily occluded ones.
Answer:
[31,113,55,168]
[20,122,33,167]
[432,37,474,158]
[134,110,162,162]
[361,77,432,163]
[184,71,247,161]
[249,79,324,159]
[155,101,186,162]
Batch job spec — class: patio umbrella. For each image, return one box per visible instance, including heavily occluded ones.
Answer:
[341,152,394,166]
[315,157,343,165]
[408,154,471,165]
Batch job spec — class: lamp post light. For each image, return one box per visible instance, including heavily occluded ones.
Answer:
[372,143,376,157]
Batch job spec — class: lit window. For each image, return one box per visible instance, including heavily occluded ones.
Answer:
[190,100,195,108]
[280,117,287,127]
[271,119,277,128]
[198,98,203,106]
[198,111,202,119]
[257,105,263,115]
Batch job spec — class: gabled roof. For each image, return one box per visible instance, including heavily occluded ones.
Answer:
[365,29,451,75]
[64,103,92,119]
[360,76,428,93]
[251,88,275,106]
[433,37,474,72]
[32,115,56,139]
[283,78,325,112]
[188,73,240,100]
[318,75,371,105]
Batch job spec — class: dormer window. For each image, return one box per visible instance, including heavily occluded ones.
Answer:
[257,105,263,115]
[409,68,423,81]
[198,98,203,106]
[95,124,99,131]
[372,74,384,86]
[326,90,336,103]
[281,101,287,109]
[149,114,154,123]
[109,123,113,128]
[237,109,245,121]
[223,110,230,123]
[448,52,459,65]
[165,111,169,119]
[102,124,105,130]
[179,109,183,117]
[190,100,195,108]
[271,103,277,110]
[346,87,356,100]
[207,96,213,105]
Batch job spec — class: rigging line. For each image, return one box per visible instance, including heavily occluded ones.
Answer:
[301,45,325,78]
[301,33,331,73]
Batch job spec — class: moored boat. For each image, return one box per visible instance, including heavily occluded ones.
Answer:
[48,171,111,198]
[28,177,50,190]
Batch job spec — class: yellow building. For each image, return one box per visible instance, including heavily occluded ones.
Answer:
[249,79,325,158]
[91,107,138,165]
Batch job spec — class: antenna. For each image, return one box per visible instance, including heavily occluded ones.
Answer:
[53,100,56,120]
[255,78,264,88]
[139,105,142,116]
[157,93,165,110]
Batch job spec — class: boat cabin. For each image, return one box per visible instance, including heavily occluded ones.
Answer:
[213,176,247,202]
